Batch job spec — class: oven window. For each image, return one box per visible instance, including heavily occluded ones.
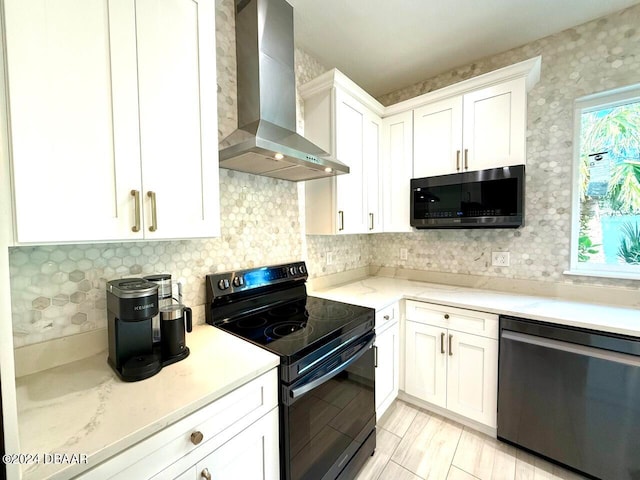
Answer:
[284,347,375,480]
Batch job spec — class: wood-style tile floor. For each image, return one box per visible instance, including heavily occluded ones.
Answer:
[356,400,588,480]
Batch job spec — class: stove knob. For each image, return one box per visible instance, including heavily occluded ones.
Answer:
[232,276,244,287]
[289,266,298,276]
[299,265,306,274]
[217,278,230,290]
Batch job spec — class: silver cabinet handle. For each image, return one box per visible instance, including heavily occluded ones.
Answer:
[147,191,157,232]
[449,334,453,356]
[190,431,204,445]
[441,332,445,354]
[464,149,469,170]
[130,190,141,232]
[383,315,390,321]
[456,150,461,171]
[374,345,378,368]
[369,212,374,230]
[201,468,212,480]
[338,210,344,231]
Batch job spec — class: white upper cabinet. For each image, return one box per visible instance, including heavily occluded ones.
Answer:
[4,0,219,244]
[334,89,367,234]
[381,111,413,232]
[414,78,527,177]
[364,113,382,233]
[462,78,526,172]
[136,0,219,240]
[301,71,383,235]
[413,97,463,178]
[390,57,540,179]
[413,97,462,178]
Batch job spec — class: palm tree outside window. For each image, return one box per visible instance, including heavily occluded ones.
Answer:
[569,84,640,279]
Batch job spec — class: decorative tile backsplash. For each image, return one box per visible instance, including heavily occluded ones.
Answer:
[9,2,640,348]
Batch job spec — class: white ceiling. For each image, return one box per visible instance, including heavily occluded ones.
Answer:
[289,0,640,98]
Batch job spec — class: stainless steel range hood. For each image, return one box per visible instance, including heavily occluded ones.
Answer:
[219,0,349,181]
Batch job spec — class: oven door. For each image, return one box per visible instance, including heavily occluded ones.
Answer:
[282,331,376,480]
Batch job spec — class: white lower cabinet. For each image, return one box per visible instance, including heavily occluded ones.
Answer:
[78,369,279,480]
[374,303,400,419]
[174,407,279,480]
[404,301,498,428]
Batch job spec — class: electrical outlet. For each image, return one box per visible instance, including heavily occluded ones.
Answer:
[492,251,510,267]
[400,248,408,261]
[326,252,333,266]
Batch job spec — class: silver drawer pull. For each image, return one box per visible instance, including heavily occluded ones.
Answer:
[190,431,204,445]
[383,315,390,320]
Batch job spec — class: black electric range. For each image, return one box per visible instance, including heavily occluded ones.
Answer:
[205,262,376,480]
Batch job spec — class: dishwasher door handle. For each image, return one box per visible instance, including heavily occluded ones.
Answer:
[502,330,640,367]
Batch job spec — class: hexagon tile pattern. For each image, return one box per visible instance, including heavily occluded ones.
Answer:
[9,169,303,347]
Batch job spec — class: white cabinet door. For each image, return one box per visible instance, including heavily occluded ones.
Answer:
[413,97,463,178]
[404,321,447,409]
[462,78,526,172]
[304,87,378,235]
[446,331,498,427]
[136,0,220,240]
[381,111,413,232]
[375,321,399,420]
[5,0,142,243]
[195,407,280,480]
[335,89,366,234]
[364,113,382,233]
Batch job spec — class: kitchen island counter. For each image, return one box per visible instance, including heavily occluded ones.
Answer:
[15,324,279,480]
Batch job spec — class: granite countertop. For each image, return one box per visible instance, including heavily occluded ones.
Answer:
[16,324,279,480]
[310,276,640,337]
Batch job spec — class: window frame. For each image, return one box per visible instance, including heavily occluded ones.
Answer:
[567,83,640,280]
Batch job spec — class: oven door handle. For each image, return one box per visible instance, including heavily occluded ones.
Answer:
[289,333,375,400]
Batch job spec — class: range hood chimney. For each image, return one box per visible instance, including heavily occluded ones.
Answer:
[219,0,349,181]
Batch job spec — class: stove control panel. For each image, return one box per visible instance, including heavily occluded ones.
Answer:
[206,261,309,303]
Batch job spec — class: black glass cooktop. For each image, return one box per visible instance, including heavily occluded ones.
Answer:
[216,295,374,360]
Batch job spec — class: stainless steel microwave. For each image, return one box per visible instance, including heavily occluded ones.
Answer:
[410,165,525,229]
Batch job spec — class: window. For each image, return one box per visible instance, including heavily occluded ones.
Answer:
[569,84,640,279]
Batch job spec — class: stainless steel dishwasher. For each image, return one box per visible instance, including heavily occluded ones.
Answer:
[498,315,640,480]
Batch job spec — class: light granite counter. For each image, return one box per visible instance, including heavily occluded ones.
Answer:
[310,276,640,337]
[15,325,279,480]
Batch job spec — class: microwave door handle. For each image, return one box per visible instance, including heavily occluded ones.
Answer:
[289,333,375,401]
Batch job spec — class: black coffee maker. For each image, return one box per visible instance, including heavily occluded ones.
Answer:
[107,278,193,381]
[107,278,161,381]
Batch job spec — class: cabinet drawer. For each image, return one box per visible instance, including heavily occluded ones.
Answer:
[79,368,278,480]
[405,301,498,339]
[376,302,398,331]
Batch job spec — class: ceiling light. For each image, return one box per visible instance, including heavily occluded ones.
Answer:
[274,153,284,160]
[324,167,332,173]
